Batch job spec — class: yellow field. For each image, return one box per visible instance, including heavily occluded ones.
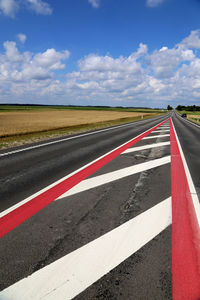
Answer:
[188,114,200,124]
[0,110,152,137]
[188,114,200,119]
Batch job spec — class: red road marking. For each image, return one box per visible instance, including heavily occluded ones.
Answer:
[170,118,200,300]
[0,119,168,238]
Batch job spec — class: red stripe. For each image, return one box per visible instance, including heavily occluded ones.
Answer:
[170,118,200,300]
[0,119,168,238]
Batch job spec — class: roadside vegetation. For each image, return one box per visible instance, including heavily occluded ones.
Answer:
[0,105,166,149]
[176,105,200,125]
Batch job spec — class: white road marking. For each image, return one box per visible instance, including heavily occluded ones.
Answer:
[0,197,172,300]
[171,120,200,227]
[153,130,170,132]
[0,117,168,158]
[123,142,170,154]
[0,121,168,218]
[143,134,170,139]
[57,156,170,199]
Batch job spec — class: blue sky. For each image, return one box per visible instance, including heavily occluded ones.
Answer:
[0,0,200,108]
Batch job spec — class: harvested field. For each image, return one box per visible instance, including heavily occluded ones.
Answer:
[188,114,200,119]
[0,110,153,138]
[188,114,200,124]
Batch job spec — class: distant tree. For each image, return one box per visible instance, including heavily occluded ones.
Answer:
[167,105,173,110]
[176,105,183,111]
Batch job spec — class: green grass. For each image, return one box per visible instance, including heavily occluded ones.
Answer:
[176,110,200,115]
[0,104,166,113]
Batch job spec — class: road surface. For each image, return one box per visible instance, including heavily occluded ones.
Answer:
[0,111,199,299]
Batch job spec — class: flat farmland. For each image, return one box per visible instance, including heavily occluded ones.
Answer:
[187,113,200,124]
[0,110,155,138]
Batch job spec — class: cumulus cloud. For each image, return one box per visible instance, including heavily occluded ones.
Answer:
[0,39,70,84]
[26,0,52,15]
[0,0,18,18]
[146,0,164,7]
[0,0,52,17]
[88,0,100,8]
[17,33,27,44]
[1,30,200,107]
[179,30,200,49]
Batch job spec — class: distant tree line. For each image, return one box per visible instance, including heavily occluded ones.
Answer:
[176,105,200,111]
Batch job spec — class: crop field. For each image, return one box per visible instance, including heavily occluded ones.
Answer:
[187,113,200,124]
[0,106,164,149]
[0,109,155,138]
[177,110,200,125]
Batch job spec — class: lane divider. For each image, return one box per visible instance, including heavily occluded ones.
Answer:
[0,119,169,239]
[170,118,200,300]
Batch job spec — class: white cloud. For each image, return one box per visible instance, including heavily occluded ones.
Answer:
[146,0,164,7]
[34,48,70,70]
[1,30,200,107]
[0,0,52,17]
[148,46,194,79]
[0,39,70,84]
[3,41,22,62]
[88,0,100,8]
[26,0,52,15]
[179,30,200,49]
[17,33,27,44]
[0,0,18,18]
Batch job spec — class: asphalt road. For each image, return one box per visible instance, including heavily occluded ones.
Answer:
[0,114,170,212]
[0,112,199,300]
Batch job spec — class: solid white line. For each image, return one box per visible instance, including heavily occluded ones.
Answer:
[0,117,168,158]
[143,134,170,139]
[171,120,200,227]
[57,156,170,199]
[0,120,167,218]
[0,197,172,300]
[123,142,170,154]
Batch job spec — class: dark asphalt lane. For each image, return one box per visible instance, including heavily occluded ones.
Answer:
[172,111,200,198]
[0,114,169,213]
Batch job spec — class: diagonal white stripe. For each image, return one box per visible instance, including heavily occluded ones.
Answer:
[143,134,170,140]
[153,130,170,132]
[123,141,170,154]
[57,156,170,199]
[0,197,172,300]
